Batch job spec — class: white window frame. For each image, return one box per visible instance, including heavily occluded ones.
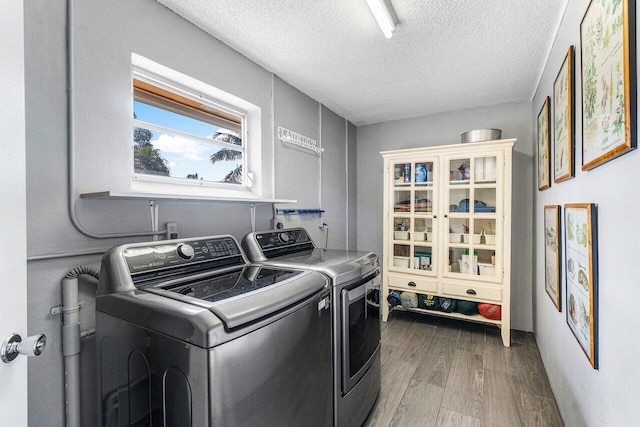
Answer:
[131,53,263,199]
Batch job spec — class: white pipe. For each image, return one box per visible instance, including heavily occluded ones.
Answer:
[66,0,165,239]
[318,103,323,231]
[27,248,107,261]
[150,200,159,241]
[271,74,276,199]
[345,119,350,250]
[250,203,256,232]
[59,265,100,427]
[62,278,82,427]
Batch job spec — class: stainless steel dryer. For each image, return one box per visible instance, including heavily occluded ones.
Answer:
[242,228,381,427]
[96,234,333,427]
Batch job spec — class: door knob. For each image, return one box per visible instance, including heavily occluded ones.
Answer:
[1,333,46,363]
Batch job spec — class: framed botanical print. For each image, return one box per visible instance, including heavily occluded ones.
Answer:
[564,203,598,369]
[544,205,561,311]
[580,0,637,170]
[554,46,575,183]
[538,96,551,190]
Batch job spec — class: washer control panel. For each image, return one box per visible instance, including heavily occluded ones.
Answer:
[123,236,242,275]
[255,228,312,250]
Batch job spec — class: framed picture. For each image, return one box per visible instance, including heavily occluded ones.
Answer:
[537,96,551,190]
[554,46,575,183]
[564,203,598,369]
[544,205,561,311]
[580,0,637,170]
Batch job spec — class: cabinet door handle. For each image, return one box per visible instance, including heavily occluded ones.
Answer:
[466,289,477,295]
[444,214,448,218]
[408,281,417,287]
[433,215,437,219]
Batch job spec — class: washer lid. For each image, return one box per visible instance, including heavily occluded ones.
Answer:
[146,265,328,329]
[253,249,379,283]
[242,228,380,282]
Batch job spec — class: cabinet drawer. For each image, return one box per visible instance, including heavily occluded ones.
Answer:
[388,274,437,293]
[442,282,502,302]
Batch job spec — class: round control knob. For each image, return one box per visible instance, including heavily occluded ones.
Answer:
[176,244,195,260]
[279,232,290,243]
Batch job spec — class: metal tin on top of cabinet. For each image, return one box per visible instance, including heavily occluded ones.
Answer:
[381,139,515,346]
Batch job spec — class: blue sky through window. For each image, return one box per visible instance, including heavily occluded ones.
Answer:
[134,101,242,182]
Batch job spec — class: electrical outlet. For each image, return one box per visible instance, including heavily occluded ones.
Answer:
[166,222,178,239]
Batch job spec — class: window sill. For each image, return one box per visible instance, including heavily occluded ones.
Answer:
[80,191,296,204]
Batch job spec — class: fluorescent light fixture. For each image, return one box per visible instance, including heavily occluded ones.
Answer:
[366,0,396,39]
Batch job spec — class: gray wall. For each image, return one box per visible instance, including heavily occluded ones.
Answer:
[24,1,356,425]
[532,1,640,426]
[356,102,534,331]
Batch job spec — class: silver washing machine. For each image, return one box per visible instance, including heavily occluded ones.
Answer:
[96,234,333,427]
[242,228,381,427]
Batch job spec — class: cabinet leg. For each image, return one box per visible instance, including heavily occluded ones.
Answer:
[501,326,511,347]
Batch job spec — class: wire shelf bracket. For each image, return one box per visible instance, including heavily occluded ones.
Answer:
[275,208,325,215]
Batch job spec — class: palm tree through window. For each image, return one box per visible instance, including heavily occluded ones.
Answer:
[132,78,245,185]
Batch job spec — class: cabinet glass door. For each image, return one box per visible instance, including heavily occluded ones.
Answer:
[391,160,437,274]
[444,154,500,278]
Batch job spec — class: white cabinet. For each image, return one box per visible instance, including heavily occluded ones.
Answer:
[381,139,515,346]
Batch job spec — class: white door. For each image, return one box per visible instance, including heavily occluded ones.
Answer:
[0,1,29,424]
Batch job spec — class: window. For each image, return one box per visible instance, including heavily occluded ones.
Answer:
[131,54,262,198]
[133,78,244,184]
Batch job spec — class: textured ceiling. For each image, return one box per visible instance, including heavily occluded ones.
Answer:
[155,0,567,126]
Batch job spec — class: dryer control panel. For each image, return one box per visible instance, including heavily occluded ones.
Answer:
[242,228,316,261]
[255,228,315,251]
[254,228,312,250]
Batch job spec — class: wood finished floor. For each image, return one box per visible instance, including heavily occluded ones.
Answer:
[364,311,564,427]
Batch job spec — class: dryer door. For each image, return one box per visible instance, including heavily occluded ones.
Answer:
[340,273,381,394]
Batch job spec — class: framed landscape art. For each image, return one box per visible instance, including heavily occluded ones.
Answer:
[554,46,575,183]
[564,203,598,368]
[544,205,561,311]
[580,0,637,170]
[538,96,551,191]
